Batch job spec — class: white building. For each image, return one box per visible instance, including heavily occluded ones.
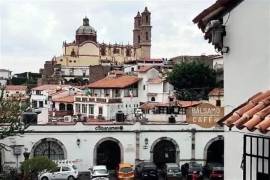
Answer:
[194,0,270,179]
[3,85,28,99]
[75,73,141,120]
[60,66,89,81]
[137,66,173,104]
[0,122,224,172]
[30,85,81,111]
[0,69,12,86]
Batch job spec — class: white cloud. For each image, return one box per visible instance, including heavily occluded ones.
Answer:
[1,0,217,73]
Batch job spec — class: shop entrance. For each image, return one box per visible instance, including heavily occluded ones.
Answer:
[96,140,121,170]
[153,139,177,168]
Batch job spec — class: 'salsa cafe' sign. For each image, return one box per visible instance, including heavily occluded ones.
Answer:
[186,103,224,128]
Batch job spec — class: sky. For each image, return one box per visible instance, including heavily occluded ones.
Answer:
[0,0,216,74]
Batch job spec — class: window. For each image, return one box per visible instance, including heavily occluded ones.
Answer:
[113,48,120,54]
[146,15,149,23]
[138,35,140,43]
[45,100,47,105]
[143,85,145,90]
[82,104,87,114]
[71,49,76,57]
[88,105,94,115]
[62,166,71,171]
[98,107,103,115]
[216,99,221,107]
[126,48,131,57]
[73,60,76,63]
[60,59,63,62]
[59,103,66,111]
[36,90,41,95]
[32,101,37,108]
[115,89,120,97]
[104,89,110,96]
[151,97,155,102]
[69,60,72,63]
[33,139,65,160]
[100,46,106,56]
[131,67,134,72]
[75,104,81,113]
[146,32,149,41]
[39,101,44,108]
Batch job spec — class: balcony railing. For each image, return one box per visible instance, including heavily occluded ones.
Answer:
[75,96,122,103]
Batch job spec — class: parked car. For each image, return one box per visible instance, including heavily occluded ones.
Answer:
[135,161,158,180]
[39,164,79,180]
[117,163,134,180]
[90,165,109,180]
[187,162,203,180]
[209,167,224,180]
[163,163,181,180]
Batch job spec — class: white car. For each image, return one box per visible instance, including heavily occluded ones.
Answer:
[90,165,109,180]
[39,164,79,180]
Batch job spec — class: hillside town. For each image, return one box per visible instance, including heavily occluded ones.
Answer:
[1,0,269,180]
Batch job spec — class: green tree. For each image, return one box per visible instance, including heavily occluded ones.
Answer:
[0,87,29,147]
[21,156,57,180]
[167,62,216,100]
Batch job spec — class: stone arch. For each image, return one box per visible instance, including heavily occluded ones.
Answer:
[31,138,67,160]
[93,137,124,169]
[204,135,224,165]
[150,137,180,166]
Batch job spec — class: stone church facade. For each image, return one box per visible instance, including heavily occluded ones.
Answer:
[55,7,152,67]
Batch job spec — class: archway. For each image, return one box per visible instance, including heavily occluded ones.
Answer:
[204,136,224,166]
[31,138,67,160]
[94,138,123,170]
[150,137,179,168]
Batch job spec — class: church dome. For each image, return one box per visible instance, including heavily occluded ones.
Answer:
[76,17,96,36]
[75,17,97,44]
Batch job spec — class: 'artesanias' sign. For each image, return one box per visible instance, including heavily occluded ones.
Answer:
[186,103,224,128]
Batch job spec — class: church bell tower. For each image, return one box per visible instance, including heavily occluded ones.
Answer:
[133,7,152,59]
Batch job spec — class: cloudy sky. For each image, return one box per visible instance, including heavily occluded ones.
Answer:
[0,0,216,74]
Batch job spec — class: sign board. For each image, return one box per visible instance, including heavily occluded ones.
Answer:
[186,103,224,128]
[13,146,22,155]
[95,125,123,131]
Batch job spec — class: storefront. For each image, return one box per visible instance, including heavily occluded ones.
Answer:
[1,121,224,171]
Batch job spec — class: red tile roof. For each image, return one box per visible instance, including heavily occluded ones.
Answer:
[6,85,27,91]
[137,66,154,73]
[219,90,270,133]
[53,95,75,103]
[177,101,201,108]
[193,0,243,32]
[208,88,224,96]
[148,77,163,84]
[87,75,140,89]
[32,85,69,91]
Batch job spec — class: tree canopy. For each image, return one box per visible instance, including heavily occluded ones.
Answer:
[167,62,217,100]
[0,87,28,144]
[21,156,57,180]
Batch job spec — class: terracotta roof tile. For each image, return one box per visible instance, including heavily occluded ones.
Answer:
[148,77,163,84]
[193,0,243,31]
[208,88,224,96]
[137,66,154,73]
[53,95,75,103]
[87,75,140,89]
[32,85,69,91]
[6,85,27,91]
[219,90,270,133]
